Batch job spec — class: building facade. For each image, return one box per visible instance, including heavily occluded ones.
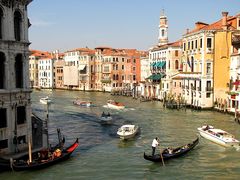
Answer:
[0,0,33,155]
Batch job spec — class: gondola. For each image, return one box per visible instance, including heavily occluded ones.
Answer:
[144,137,199,162]
[11,138,79,171]
[0,158,11,172]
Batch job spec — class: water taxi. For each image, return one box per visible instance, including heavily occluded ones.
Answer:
[117,124,139,140]
[107,100,125,110]
[197,125,240,147]
[40,97,52,105]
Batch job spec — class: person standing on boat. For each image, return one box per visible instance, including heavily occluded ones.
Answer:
[152,137,159,156]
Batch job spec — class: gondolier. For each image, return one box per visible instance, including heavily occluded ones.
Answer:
[152,137,159,156]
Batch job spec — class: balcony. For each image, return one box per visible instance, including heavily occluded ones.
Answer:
[101,79,111,83]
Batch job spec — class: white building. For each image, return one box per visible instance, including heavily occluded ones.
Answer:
[0,0,33,155]
[38,57,54,88]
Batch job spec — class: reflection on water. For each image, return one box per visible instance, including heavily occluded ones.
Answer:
[1,90,240,179]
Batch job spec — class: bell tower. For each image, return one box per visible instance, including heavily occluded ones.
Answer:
[158,9,168,46]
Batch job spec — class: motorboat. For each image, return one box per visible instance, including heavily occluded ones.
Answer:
[73,99,94,107]
[197,125,240,147]
[117,124,139,140]
[40,97,52,105]
[99,112,113,125]
[107,100,125,110]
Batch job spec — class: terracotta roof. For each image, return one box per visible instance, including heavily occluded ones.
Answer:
[185,13,239,35]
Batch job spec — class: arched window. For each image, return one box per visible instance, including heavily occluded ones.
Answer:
[175,60,179,70]
[15,54,23,88]
[0,7,3,39]
[14,11,22,41]
[161,29,165,37]
[0,52,5,89]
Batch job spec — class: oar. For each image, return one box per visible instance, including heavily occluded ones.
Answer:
[159,143,165,166]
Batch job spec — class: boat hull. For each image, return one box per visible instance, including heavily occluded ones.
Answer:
[107,103,125,110]
[117,126,139,140]
[198,129,239,147]
[144,137,199,162]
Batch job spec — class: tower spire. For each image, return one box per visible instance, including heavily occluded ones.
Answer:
[158,9,168,46]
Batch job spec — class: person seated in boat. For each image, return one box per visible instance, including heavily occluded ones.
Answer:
[203,125,210,131]
[167,147,173,154]
[151,137,159,156]
[107,112,110,117]
[181,144,189,150]
[52,148,62,159]
[102,111,106,117]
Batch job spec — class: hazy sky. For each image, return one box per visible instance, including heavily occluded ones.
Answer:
[28,0,240,52]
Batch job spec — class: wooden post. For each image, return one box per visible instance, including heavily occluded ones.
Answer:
[28,137,32,163]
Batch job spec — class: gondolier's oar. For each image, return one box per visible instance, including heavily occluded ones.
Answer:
[159,142,165,166]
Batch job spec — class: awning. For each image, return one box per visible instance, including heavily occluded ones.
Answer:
[150,62,156,67]
[78,64,86,70]
[154,61,166,68]
[146,74,164,80]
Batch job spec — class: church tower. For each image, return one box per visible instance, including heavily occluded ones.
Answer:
[158,10,168,46]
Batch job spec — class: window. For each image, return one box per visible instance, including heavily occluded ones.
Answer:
[0,8,3,39]
[188,42,190,50]
[122,65,124,70]
[15,54,23,88]
[200,38,202,48]
[206,63,211,74]
[17,106,26,124]
[133,75,136,81]
[0,108,7,128]
[14,11,22,41]
[191,57,194,72]
[191,41,194,49]
[175,50,178,56]
[175,60,179,70]
[0,52,5,89]
[207,38,212,48]
[161,29,165,37]
[183,43,186,51]
[195,40,198,49]
[0,139,8,149]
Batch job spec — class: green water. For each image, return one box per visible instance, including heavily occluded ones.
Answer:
[1,90,240,179]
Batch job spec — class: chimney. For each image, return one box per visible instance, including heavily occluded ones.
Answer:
[222,11,228,30]
[186,28,189,34]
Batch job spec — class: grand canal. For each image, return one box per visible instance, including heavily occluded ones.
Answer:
[1,90,240,179]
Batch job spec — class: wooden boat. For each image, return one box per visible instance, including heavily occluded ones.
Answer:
[40,96,52,105]
[107,100,125,110]
[197,125,240,147]
[99,112,113,125]
[117,125,139,140]
[144,137,199,162]
[0,158,11,172]
[11,138,79,171]
[73,99,94,107]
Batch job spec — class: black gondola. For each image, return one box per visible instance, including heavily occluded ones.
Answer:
[144,137,199,162]
[11,138,79,171]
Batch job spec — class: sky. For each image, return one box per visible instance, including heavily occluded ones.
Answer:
[28,0,240,52]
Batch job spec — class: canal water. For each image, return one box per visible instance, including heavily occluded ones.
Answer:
[1,90,240,179]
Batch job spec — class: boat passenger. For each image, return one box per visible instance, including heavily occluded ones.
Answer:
[151,137,159,156]
[52,149,62,159]
[102,112,105,117]
[167,147,173,154]
[107,112,110,117]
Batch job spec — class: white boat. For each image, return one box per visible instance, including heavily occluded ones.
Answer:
[117,124,139,140]
[197,125,240,147]
[99,113,113,125]
[73,99,94,107]
[40,97,52,105]
[107,100,125,110]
